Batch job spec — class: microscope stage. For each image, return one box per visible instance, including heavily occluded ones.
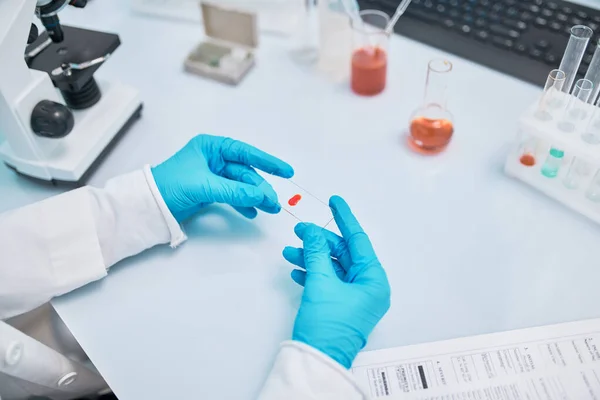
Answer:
[26,25,120,92]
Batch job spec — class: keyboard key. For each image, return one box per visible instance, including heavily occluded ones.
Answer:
[547,2,558,10]
[504,19,527,30]
[520,11,533,21]
[534,17,547,27]
[544,54,558,65]
[449,9,460,18]
[443,18,456,29]
[529,49,543,59]
[549,22,562,32]
[503,0,516,6]
[594,15,600,24]
[449,0,459,7]
[515,43,527,53]
[410,9,442,24]
[571,17,583,26]
[474,7,486,17]
[590,22,599,32]
[525,4,540,13]
[475,30,490,41]
[576,11,589,20]
[535,39,550,50]
[492,36,513,49]
[463,14,474,23]
[561,6,573,15]
[556,13,568,22]
[478,0,490,6]
[491,3,503,12]
[489,12,501,22]
[459,24,473,35]
[475,18,487,28]
[490,24,520,39]
[541,9,553,18]
[506,7,518,17]
[436,4,447,13]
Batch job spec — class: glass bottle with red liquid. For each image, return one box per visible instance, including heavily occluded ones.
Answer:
[408,59,455,154]
[350,10,390,96]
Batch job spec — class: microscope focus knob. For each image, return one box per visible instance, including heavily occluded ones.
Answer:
[31,100,75,139]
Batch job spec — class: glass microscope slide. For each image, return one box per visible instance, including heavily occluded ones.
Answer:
[259,175,334,228]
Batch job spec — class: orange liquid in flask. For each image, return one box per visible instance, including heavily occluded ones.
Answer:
[519,154,536,166]
[408,117,454,154]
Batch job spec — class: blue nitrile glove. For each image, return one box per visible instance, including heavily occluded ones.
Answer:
[282,196,391,369]
[151,135,294,222]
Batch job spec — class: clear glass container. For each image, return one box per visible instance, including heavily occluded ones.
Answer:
[563,157,591,189]
[350,10,390,96]
[586,170,600,202]
[408,59,454,155]
[584,38,600,104]
[290,0,320,64]
[534,69,566,121]
[581,99,600,144]
[558,25,593,94]
[518,134,538,167]
[557,78,594,133]
[317,0,352,81]
[541,147,565,178]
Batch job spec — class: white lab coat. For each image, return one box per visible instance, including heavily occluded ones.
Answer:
[0,167,368,399]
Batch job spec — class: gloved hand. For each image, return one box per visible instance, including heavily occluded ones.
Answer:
[282,196,391,369]
[151,135,294,222]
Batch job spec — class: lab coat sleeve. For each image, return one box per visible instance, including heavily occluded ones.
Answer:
[258,341,370,400]
[0,166,186,320]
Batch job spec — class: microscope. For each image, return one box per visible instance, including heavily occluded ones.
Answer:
[0,0,142,184]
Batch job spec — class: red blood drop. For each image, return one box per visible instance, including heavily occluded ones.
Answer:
[288,194,302,206]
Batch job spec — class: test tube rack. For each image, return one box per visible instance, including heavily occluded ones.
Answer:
[505,91,600,224]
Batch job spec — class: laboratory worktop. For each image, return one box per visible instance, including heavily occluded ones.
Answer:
[2,0,600,399]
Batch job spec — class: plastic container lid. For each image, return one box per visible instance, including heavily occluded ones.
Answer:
[201,2,258,48]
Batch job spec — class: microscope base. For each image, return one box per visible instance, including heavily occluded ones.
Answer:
[0,80,142,185]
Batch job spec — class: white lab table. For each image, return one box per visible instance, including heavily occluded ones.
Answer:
[3,0,600,398]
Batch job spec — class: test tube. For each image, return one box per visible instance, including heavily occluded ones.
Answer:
[582,99,600,144]
[290,0,319,64]
[541,147,565,178]
[557,78,594,133]
[584,39,600,104]
[534,69,566,121]
[518,134,538,167]
[586,169,600,202]
[558,26,593,94]
[563,157,591,189]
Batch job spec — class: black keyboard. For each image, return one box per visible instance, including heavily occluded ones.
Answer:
[358,0,600,86]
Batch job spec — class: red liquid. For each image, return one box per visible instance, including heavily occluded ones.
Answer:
[288,194,302,206]
[351,47,387,96]
[520,153,536,166]
[408,117,454,155]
